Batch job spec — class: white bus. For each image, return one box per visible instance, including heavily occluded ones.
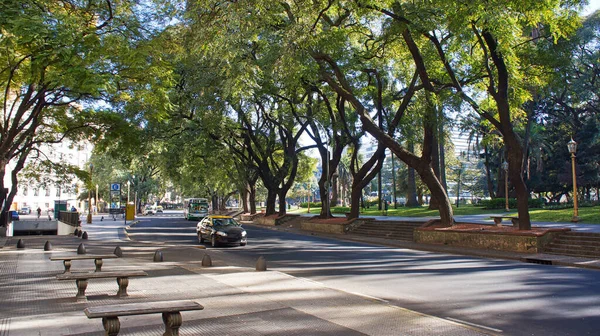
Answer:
[183,198,210,221]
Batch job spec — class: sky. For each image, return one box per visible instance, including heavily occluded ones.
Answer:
[585,0,600,14]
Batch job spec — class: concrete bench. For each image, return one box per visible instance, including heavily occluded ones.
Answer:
[84,300,204,336]
[50,254,118,273]
[56,270,147,301]
[490,216,519,227]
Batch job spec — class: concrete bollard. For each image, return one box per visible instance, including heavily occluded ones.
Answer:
[77,230,83,238]
[114,246,123,257]
[74,228,79,236]
[81,231,88,240]
[44,241,53,251]
[77,243,86,255]
[16,239,25,249]
[201,254,212,267]
[153,250,163,262]
[256,256,267,271]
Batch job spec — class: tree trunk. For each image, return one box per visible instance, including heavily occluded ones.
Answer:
[331,173,339,206]
[429,132,441,210]
[277,190,287,216]
[439,120,448,193]
[241,186,249,213]
[349,180,363,219]
[265,189,277,216]
[347,145,386,220]
[318,172,332,218]
[406,143,419,206]
[481,31,531,230]
[506,135,531,230]
[484,146,496,198]
[415,160,453,225]
[211,193,219,214]
[249,184,257,214]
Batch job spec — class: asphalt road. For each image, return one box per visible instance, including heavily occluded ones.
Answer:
[127,211,600,336]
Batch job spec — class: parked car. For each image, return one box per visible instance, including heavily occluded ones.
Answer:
[196,215,247,247]
[19,206,30,215]
[9,210,19,221]
[143,205,155,215]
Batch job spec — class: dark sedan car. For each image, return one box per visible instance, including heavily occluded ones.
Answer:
[196,215,247,247]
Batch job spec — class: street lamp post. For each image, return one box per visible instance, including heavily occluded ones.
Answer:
[87,163,93,224]
[95,184,99,214]
[502,161,509,212]
[567,138,579,222]
[127,180,131,204]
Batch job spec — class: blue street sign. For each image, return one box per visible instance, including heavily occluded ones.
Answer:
[110,183,121,191]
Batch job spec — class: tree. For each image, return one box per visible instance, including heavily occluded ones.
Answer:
[0,0,171,229]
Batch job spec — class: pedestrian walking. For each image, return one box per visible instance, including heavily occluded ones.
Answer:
[47,209,52,221]
[36,207,41,218]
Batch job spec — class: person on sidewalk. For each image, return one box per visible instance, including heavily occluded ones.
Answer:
[36,207,41,218]
[47,209,52,221]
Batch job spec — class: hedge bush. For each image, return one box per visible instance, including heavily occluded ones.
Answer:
[480,198,544,209]
[299,202,322,208]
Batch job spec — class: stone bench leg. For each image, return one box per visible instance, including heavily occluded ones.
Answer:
[511,218,520,228]
[102,316,120,336]
[493,218,502,226]
[162,312,182,336]
[75,279,88,301]
[63,260,72,273]
[116,277,129,297]
[94,258,103,272]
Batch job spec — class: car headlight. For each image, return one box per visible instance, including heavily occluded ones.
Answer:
[241,231,247,237]
[216,231,228,237]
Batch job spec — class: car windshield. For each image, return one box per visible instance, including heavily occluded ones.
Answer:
[212,218,239,227]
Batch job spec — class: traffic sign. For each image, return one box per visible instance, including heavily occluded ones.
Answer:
[110,190,121,197]
[110,183,121,191]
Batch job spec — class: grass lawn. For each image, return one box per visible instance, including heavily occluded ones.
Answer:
[287,204,600,224]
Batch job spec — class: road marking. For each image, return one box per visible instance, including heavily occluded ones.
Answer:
[445,317,503,333]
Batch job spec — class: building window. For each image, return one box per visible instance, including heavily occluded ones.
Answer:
[34,188,39,196]
[23,187,28,196]
[45,188,51,197]
[56,188,61,197]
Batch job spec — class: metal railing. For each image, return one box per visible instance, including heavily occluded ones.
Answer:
[58,211,80,226]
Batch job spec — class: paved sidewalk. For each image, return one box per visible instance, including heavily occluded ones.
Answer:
[0,227,492,335]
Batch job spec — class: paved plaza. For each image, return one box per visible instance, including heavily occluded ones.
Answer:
[0,222,491,336]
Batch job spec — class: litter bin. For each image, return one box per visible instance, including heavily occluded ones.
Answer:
[126,204,135,220]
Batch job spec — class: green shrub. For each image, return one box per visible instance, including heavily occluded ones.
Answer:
[480,198,544,209]
[529,198,544,208]
[299,202,322,208]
